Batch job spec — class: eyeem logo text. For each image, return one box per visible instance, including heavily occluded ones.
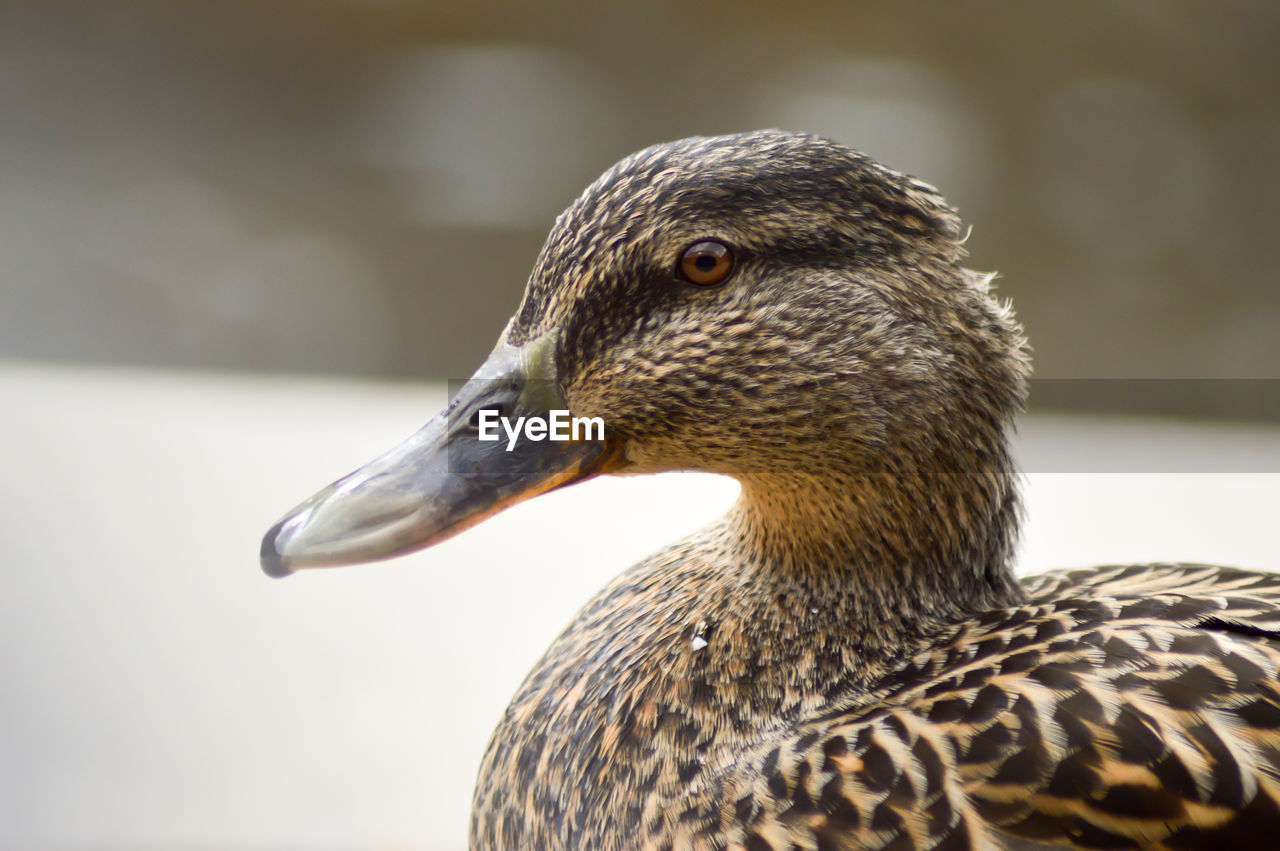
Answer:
[476,410,604,451]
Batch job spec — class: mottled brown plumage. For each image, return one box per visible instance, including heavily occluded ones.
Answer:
[264,130,1280,849]
[462,132,1280,849]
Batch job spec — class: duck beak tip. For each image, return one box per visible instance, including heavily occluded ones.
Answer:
[259,520,295,578]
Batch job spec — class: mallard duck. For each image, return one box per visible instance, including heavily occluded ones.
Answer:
[261,130,1280,849]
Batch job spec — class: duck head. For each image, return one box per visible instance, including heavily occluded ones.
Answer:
[262,130,1029,602]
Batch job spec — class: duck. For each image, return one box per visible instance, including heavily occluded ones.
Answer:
[260,130,1280,850]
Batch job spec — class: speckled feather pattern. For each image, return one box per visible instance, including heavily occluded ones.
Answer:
[463,132,1280,848]
[473,555,1280,849]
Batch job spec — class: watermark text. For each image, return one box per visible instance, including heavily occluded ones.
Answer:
[477,409,604,451]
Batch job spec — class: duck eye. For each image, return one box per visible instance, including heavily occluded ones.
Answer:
[678,240,734,286]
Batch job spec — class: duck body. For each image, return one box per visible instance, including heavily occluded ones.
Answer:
[260,131,1280,849]
[474,559,1280,849]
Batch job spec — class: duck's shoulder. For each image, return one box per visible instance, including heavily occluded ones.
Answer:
[1020,561,1280,612]
[860,563,1280,726]
[724,563,1280,850]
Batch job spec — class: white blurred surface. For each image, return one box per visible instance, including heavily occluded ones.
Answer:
[1,363,1276,850]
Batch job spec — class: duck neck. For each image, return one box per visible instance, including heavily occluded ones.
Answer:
[719,458,1025,660]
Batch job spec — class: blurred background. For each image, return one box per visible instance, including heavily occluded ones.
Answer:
[5,0,1278,393]
[2,2,1277,849]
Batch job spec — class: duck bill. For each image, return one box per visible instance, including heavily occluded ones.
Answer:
[260,332,620,577]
